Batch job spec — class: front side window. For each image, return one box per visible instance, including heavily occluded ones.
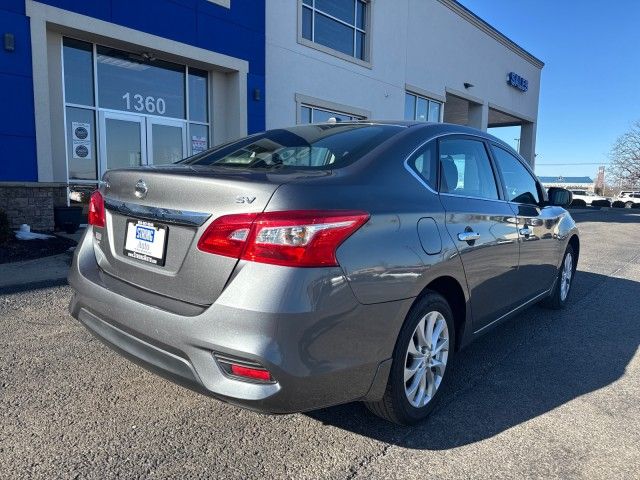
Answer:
[404,93,442,123]
[491,145,540,205]
[439,138,499,200]
[300,104,364,124]
[301,0,368,61]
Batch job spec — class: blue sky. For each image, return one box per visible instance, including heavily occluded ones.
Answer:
[459,0,640,179]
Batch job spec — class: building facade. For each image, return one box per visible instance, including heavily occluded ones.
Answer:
[267,0,543,165]
[0,0,543,230]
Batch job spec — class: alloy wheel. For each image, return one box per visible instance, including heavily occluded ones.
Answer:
[404,311,449,408]
[560,252,573,301]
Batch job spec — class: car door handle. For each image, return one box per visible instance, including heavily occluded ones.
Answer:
[457,231,480,242]
[519,226,533,237]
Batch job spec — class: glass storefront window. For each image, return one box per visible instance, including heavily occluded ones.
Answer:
[152,123,185,165]
[104,117,144,170]
[301,106,312,124]
[62,37,211,181]
[66,107,97,180]
[189,123,209,155]
[96,46,186,119]
[428,101,441,122]
[416,97,428,122]
[299,104,363,124]
[404,93,415,121]
[63,38,94,106]
[302,0,368,61]
[189,68,209,123]
[404,92,443,123]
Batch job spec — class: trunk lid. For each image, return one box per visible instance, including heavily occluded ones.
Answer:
[96,165,291,306]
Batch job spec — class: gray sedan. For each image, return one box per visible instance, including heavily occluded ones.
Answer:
[69,121,578,424]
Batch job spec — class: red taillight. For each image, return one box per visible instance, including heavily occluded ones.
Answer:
[197,210,369,267]
[197,213,258,258]
[88,190,105,228]
[230,364,272,382]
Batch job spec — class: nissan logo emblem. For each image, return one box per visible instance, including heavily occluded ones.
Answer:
[134,180,148,199]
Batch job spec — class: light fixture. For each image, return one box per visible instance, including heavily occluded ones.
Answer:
[140,51,157,62]
[4,33,15,52]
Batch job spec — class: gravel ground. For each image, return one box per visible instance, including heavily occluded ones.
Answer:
[1,208,639,479]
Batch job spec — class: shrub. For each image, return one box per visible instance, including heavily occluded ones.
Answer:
[0,209,12,244]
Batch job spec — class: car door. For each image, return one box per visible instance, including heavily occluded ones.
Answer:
[490,144,562,301]
[437,136,521,332]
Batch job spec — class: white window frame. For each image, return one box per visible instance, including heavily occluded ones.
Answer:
[405,91,444,123]
[298,0,372,68]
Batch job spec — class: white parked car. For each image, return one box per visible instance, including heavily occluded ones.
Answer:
[616,191,640,208]
[569,190,611,207]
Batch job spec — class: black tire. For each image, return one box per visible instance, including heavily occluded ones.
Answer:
[625,201,634,209]
[541,244,576,310]
[365,292,455,425]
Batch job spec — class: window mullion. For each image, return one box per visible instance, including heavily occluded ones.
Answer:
[314,9,357,29]
[353,0,357,57]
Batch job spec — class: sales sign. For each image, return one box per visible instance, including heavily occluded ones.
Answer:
[507,72,528,92]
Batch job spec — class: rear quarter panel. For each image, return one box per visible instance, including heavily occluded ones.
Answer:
[264,126,470,306]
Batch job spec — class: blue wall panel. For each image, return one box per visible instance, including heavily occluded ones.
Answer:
[0,0,266,182]
[0,6,37,181]
[110,0,198,46]
[0,135,38,182]
[1,0,25,15]
[0,72,36,137]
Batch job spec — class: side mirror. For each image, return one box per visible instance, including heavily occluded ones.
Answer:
[547,187,573,207]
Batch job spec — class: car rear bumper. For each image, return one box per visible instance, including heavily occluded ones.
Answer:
[68,228,409,414]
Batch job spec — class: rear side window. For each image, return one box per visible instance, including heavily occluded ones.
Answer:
[438,138,499,200]
[491,146,540,205]
[407,141,437,190]
[183,124,403,170]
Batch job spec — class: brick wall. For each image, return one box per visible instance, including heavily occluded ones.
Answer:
[0,184,67,231]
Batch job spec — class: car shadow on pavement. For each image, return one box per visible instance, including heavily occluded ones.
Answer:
[305,271,640,450]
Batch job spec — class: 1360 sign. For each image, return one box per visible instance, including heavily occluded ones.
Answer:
[122,93,167,115]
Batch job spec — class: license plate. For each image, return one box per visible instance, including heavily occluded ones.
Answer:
[124,219,168,266]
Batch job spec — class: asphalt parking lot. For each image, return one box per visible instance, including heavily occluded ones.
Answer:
[1,208,639,479]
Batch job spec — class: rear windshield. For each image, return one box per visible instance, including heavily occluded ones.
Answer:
[181,124,403,170]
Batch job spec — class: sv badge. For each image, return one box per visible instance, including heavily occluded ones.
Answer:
[235,195,256,204]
